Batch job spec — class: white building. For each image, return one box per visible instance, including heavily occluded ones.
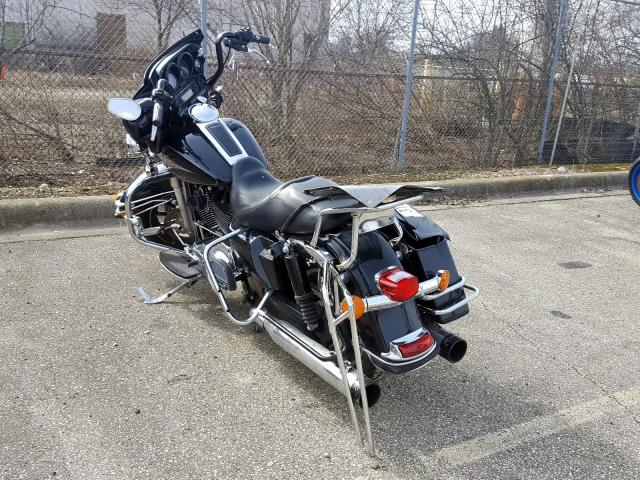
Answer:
[1,0,329,56]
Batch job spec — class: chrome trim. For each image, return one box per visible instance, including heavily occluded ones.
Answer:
[421,284,480,316]
[259,316,334,360]
[362,346,436,374]
[380,327,437,362]
[197,119,248,166]
[130,190,174,205]
[309,195,424,271]
[363,294,401,312]
[189,103,219,123]
[256,311,379,411]
[422,276,466,301]
[373,265,398,286]
[363,275,442,313]
[170,177,196,241]
[123,166,182,253]
[132,198,173,216]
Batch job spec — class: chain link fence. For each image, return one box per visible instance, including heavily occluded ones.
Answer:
[1,0,639,196]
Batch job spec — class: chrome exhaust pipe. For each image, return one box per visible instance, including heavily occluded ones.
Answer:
[257,314,381,408]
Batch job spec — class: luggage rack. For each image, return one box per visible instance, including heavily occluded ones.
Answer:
[291,239,378,455]
[309,194,425,271]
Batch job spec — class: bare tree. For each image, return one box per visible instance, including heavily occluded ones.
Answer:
[213,0,351,140]
[329,0,412,70]
[0,0,60,60]
[106,0,192,50]
[416,0,568,165]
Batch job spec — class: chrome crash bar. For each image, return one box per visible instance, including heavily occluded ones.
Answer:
[310,194,424,271]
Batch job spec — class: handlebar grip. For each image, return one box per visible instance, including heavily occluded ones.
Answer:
[152,102,164,127]
[251,34,270,45]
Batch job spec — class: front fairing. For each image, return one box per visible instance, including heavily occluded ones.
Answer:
[134,30,204,100]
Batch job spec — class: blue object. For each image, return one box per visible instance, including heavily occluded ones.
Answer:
[631,161,640,204]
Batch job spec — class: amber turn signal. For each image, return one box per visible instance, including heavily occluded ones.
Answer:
[340,295,366,320]
[438,270,450,292]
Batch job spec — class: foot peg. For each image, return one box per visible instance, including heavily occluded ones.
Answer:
[158,250,201,280]
[138,278,198,305]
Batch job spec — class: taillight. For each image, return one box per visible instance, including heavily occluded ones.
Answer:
[398,332,434,358]
[377,267,419,302]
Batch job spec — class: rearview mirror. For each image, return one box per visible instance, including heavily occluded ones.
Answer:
[108,98,141,121]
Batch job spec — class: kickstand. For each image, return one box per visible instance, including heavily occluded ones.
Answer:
[138,278,199,304]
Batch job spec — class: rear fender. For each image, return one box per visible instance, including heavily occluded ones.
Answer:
[322,231,424,355]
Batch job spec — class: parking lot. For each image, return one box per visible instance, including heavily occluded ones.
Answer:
[1,191,639,480]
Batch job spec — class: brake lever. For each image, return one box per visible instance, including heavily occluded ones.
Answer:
[247,47,270,65]
[227,50,240,80]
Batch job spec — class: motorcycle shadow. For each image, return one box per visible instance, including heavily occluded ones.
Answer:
[181,284,540,465]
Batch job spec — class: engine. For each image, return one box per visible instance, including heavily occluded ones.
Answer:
[190,186,233,233]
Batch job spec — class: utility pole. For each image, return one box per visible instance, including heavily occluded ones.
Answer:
[397,0,420,171]
[537,0,569,164]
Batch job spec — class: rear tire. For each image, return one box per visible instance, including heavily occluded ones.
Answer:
[630,158,640,206]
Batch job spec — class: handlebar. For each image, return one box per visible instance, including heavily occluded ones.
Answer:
[206,28,270,89]
[147,28,268,152]
[150,78,171,149]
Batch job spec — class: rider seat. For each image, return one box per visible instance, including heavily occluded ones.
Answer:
[230,156,359,235]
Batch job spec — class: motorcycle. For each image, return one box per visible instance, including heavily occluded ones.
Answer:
[108,28,479,454]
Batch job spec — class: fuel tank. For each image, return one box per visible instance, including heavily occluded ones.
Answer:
[161,117,267,185]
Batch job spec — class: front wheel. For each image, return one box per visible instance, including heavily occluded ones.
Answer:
[630,158,640,206]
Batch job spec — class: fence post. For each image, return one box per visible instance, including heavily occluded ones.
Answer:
[537,0,569,165]
[397,0,421,171]
[1,0,7,65]
[200,0,208,78]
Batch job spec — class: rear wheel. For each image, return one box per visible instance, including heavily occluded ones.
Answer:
[630,158,640,206]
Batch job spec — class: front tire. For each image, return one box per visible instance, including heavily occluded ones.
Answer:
[629,158,640,206]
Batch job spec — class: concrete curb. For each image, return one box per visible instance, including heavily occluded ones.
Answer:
[0,195,115,229]
[413,170,627,198]
[0,171,628,229]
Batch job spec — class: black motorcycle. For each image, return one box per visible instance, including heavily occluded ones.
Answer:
[109,28,479,454]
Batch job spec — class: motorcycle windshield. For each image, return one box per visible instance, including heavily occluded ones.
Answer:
[133,29,204,100]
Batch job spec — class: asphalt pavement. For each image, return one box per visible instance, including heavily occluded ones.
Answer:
[1,191,639,480]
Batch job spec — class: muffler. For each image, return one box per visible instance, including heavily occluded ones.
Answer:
[257,314,381,408]
[427,322,467,363]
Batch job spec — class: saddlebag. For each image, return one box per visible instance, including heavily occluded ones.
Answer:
[395,206,469,324]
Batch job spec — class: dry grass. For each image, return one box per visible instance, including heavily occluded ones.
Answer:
[1,68,633,195]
